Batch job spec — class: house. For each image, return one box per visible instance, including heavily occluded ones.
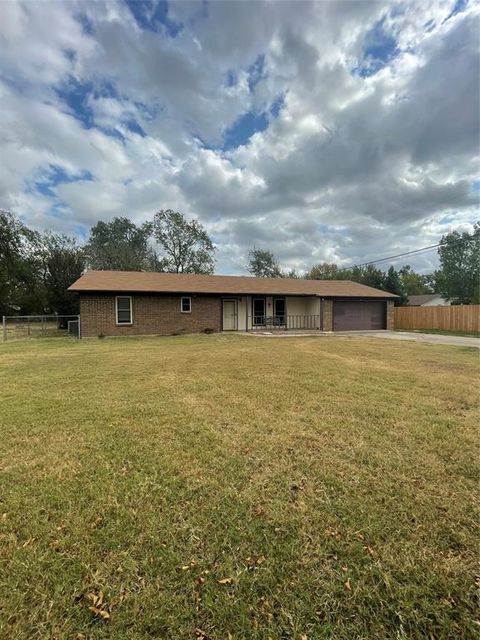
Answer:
[68,270,398,338]
[406,293,450,307]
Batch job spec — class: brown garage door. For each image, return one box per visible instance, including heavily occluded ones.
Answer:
[333,301,386,331]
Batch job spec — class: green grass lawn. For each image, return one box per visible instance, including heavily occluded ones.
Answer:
[0,335,478,639]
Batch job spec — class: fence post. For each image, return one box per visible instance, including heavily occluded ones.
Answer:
[2,316,6,342]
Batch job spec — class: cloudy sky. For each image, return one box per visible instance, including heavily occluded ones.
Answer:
[1,0,478,274]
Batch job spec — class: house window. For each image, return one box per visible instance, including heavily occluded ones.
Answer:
[116,296,132,324]
[181,297,191,313]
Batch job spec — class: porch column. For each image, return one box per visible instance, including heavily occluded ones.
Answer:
[322,300,333,331]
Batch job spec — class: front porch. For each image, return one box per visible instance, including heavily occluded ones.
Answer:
[222,295,327,332]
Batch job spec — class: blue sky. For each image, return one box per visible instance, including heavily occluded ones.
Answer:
[0,0,478,274]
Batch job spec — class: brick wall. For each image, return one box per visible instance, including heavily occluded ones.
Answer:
[80,294,222,337]
[386,300,394,330]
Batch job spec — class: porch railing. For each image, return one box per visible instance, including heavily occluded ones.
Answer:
[248,315,321,331]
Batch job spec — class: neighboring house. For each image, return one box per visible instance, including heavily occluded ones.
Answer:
[406,294,450,307]
[69,270,398,338]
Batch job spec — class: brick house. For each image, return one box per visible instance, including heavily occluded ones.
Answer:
[69,271,397,338]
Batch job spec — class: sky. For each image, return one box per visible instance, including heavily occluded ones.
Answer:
[0,0,478,275]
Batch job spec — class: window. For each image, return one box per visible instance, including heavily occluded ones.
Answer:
[181,296,191,313]
[116,296,132,324]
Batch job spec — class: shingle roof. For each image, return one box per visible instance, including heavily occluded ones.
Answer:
[406,293,444,306]
[69,270,398,298]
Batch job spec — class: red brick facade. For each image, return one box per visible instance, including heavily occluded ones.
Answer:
[386,300,395,330]
[80,294,222,338]
[79,294,395,337]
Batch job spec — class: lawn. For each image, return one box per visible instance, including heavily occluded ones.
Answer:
[0,334,478,640]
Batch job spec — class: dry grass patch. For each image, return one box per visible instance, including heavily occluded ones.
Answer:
[0,334,478,639]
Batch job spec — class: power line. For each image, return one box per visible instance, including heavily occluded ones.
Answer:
[345,235,475,270]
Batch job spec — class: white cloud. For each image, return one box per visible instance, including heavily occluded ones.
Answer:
[0,0,478,275]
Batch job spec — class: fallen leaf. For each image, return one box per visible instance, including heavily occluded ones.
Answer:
[88,606,110,620]
[344,579,351,591]
[246,555,266,569]
[217,577,233,585]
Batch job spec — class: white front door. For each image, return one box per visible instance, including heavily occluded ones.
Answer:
[223,300,237,330]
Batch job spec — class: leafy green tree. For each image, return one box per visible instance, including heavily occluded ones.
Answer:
[285,268,300,279]
[350,264,386,290]
[85,217,157,271]
[150,210,215,274]
[0,209,45,314]
[398,265,433,295]
[307,263,351,280]
[247,248,283,278]
[41,233,85,316]
[422,272,438,294]
[384,266,407,305]
[436,224,480,304]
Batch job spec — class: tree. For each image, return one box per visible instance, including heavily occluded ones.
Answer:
[41,233,85,317]
[0,209,45,314]
[85,217,157,271]
[285,268,300,279]
[307,263,351,280]
[435,224,480,304]
[247,248,283,278]
[350,264,386,290]
[150,209,215,274]
[398,265,433,296]
[384,266,407,305]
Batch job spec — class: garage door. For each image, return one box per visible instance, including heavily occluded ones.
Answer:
[333,301,386,331]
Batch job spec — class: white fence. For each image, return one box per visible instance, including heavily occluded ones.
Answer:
[2,315,80,341]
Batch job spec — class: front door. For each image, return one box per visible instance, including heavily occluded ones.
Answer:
[252,298,265,326]
[222,300,237,330]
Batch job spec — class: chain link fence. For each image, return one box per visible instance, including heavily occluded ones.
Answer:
[2,315,80,341]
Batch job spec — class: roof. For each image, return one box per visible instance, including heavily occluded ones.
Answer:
[406,293,445,306]
[69,270,398,298]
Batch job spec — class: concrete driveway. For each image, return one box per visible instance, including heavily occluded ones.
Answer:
[354,331,480,348]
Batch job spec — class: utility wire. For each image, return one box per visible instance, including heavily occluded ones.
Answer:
[345,235,475,270]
